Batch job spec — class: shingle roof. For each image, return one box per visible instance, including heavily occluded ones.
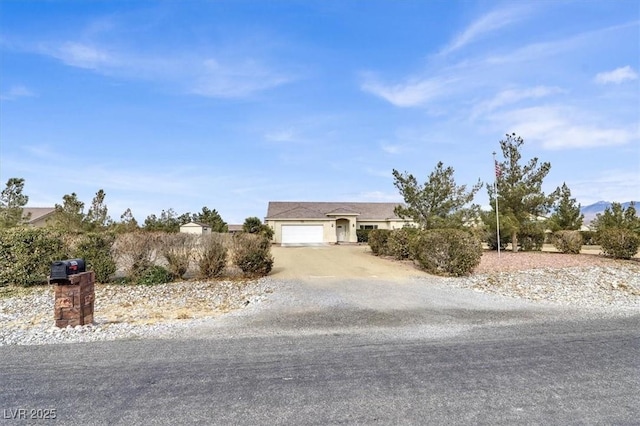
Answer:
[22,207,56,224]
[266,202,405,220]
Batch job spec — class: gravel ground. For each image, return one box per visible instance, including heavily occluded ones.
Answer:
[1,251,639,346]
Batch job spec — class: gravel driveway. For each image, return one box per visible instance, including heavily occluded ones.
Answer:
[1,245,638,345]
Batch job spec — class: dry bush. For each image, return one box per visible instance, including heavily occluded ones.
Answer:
[411,229,482,277]
[196,233,229,279]
[232,233,273,277]
[114,232,163,279]
[598,228,640,260]
[552,230,583,254]
[161,233,198,280]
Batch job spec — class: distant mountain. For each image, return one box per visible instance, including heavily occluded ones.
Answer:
[581,201,639,224]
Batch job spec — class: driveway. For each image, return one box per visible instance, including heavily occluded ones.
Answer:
[269,244,423,280]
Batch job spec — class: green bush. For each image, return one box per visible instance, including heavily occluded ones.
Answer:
[232,233,273,276]
[356,229,371,243]
[368,229,391,256]
[161,233,197,280]
[76,233,117,283]
[387,228,418,260]
[136,265,172,285]
[0,228,68,286]
[518,223,545,251]
[411,229,482,277]
[598,228,639,260]
[197,234,228,279]
[552,230,583,254]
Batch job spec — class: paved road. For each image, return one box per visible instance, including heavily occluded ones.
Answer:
[1,247,639,424]
[1,314,639,425]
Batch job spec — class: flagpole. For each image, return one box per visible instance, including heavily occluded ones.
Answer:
[493,152,501,258]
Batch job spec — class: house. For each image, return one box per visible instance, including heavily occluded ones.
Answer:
[265,201,414,245]
[22,207,56,227]
[227,224,244,234]
[179,221,212,235]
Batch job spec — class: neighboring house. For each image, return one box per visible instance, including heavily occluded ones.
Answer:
[22,207,56,227]
[265,201,414,245]
[179,221,212,235]
[227,224,244,234]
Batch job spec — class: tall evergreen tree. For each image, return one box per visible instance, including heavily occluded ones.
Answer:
[488,133,555,252]
[0,177,29,228]
[393,161,481,230]
[50,193,86,232]
[591,202,640,234]
[192,207,227,232]
[85,189,111,231]
[548,183,583,231]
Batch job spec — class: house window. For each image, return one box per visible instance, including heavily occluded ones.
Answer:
[359,225,378,230]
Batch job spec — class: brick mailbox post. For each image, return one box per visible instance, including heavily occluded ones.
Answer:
[49,259,95,328]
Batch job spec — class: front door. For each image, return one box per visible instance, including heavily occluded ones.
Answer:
[336,225,346,242]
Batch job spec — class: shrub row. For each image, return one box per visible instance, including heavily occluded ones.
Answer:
[0,228,273,287]
[368,228,482,277]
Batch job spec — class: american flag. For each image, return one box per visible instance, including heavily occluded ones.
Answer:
[495,161,502,178]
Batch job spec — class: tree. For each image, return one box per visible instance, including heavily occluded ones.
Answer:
[144,208,180,232]
[392,161,482,230]
[243,216,274,240]
[243,217,263,233]
[49,193,85,232]
[192,207,227,232]
[112,208,139,233]
[548,183,583,231]
[591,202,640,234]
[488,133,555,252]
[0,177,29,228]
[84,189,111,231]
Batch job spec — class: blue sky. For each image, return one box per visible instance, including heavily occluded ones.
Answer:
[1,1,638,224]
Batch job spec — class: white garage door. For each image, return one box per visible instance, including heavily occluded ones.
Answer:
[281,225,324,244]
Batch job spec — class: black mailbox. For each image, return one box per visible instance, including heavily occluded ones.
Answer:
[50,259,86,282]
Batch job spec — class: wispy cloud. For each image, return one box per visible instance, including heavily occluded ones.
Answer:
[472,85,564,117]
[380,142,402,154]
[31,38,293,98]
[493,106,637,150]
[189,58,292,98]
[264,128,297,143]
[440,5,533,55]
[0,85,36,100]
[361,74,454,107]
[47,41,115,69]
[595,66,638,84]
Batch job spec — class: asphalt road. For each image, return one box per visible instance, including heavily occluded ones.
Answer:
[1,302,639,425]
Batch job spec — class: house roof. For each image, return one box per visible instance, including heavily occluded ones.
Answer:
[22,207,56,224]
[228,224,243,232]
[181,221,209,228]
[266,202,406,220]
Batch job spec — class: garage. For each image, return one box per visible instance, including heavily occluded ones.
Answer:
[281,225,324,245]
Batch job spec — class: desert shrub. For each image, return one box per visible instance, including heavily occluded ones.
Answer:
[598,228,639,260]
[75,233,117,283]
[136,265,172,285]
[580,230,596,245]
[196,233,228,279]
[387,228,418,260]
[518,222,546,251]
[114,232,162,280]
[368,229,391,255]
[0,228,68,286]
[232,233,273,277]
[552,230,583,254]
[356,229,371,243]
[410,229,482,277]
[161,233,197,280]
